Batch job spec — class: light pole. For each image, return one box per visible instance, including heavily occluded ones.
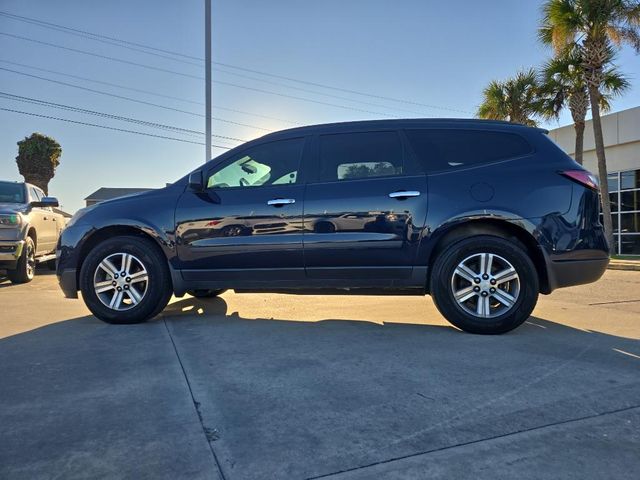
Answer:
[205,0,212,163]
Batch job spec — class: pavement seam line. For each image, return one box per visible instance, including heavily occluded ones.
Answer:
[162,318,228,480]
[305,403,640,479]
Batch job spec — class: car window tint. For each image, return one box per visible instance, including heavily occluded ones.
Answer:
[318,131,403,182]
[207,138,304,189]
[405,129,532,172]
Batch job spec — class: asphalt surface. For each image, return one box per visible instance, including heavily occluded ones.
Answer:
[1,269,639,479]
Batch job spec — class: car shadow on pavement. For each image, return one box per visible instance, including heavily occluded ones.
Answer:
[0,267,56,288]
[1,296,639,480]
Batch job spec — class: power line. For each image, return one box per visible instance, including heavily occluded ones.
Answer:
[0,32,204,80]
[0,59,299,125]
[0,10,203,61]
[1,92,246,142]
[1,31,403,118]
[0,107,233,149]
[0,92,250,144]
[0,66,276,133]
[0,9,472,114]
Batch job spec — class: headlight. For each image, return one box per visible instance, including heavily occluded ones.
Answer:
[0,213,22,226]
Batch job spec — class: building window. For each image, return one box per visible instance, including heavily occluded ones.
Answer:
[609,168,640,256]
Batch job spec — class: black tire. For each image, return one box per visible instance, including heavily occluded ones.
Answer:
[430,235,539,335]
[8,237,36,284]
[187,289,227,298]
[79,236,172,324]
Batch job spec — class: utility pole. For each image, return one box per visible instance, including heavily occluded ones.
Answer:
[205,0,212,163]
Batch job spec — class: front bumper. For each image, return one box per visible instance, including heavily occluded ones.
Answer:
[0,240,24,269]
[57,268,78,298]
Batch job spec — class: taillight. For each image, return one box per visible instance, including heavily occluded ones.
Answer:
[559,170,599,191]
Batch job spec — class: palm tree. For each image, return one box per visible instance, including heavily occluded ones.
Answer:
[539,48,629,165]
[539,0,640,251]
[477,69,545,126]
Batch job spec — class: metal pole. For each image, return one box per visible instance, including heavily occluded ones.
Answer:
[205,0,212,163]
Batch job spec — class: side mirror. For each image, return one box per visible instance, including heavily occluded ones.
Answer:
[188,171,204,191]
[32,196,60,208]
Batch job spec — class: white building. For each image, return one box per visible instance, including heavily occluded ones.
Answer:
[548,106,640,255]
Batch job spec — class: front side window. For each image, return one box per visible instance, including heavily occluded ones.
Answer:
[318,131,403,182]
[405,129,532,172]
[206,138,304,189]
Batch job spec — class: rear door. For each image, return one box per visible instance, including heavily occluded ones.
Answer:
[175,137,308,284]
[303,130,428,281]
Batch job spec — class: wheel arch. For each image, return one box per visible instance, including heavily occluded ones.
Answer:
[75,225,173,291]
[425,218,550,294]
[26,226,37,247]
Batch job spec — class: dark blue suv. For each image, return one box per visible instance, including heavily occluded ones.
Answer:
[56,119,609,334]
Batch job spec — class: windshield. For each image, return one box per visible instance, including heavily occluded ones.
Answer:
[0,183,25,203]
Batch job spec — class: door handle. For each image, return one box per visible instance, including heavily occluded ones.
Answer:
[267,198,295,206]
[388,190,421,199]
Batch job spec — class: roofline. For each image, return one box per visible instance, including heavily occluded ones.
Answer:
[256,118,542,141]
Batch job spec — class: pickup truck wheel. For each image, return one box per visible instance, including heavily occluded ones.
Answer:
[430,235,539,335]
[79,236,172,324]
[7,237,36,284]
[187,289,226,298]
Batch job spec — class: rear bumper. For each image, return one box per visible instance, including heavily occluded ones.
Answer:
[57,268,78,298]
[545,255,609,293]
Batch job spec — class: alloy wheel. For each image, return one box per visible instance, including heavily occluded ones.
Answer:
[450,253,520,319]
[26,243,35,278]
[93,253,149,311]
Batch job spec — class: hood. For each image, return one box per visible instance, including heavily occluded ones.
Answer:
[96,189,159,207]
[0,202,27,215]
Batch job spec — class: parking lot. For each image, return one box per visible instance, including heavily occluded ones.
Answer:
[1,269,639,479]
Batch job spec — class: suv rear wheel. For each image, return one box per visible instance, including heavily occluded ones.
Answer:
[430,235,539,334]
[79,236,172,324]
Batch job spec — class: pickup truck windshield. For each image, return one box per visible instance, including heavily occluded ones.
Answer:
[0,183,25,203]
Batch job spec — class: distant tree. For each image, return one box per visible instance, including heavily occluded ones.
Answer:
[539,0,640,251]
[477,69,545,126]
[539,47,629,165]
[341,162,397,179]
[15,133,62,195]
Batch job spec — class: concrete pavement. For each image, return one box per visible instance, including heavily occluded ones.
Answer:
[1,270,639,479]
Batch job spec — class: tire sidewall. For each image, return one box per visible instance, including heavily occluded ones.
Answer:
[431,235,539,334]
[8,237,35,283]
[79,236,171,324]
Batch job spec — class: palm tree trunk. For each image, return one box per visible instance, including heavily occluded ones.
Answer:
[587,84,614,253]
[573,120,585,165]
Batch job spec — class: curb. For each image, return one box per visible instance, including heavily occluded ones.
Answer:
[608,261,640,272]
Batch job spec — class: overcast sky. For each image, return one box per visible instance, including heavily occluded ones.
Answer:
[1,0,639,213]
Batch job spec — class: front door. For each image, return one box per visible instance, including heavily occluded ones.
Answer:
[175,137,308,284]
[303,130,427,280]
[28,186,56,254]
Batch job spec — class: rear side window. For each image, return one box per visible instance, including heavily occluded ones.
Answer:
[405,129,532,172]
[29,187,42,201]
[318,131,403,182]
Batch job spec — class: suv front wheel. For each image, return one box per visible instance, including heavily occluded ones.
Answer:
[430,235,539,334]
[79,236,172,324]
